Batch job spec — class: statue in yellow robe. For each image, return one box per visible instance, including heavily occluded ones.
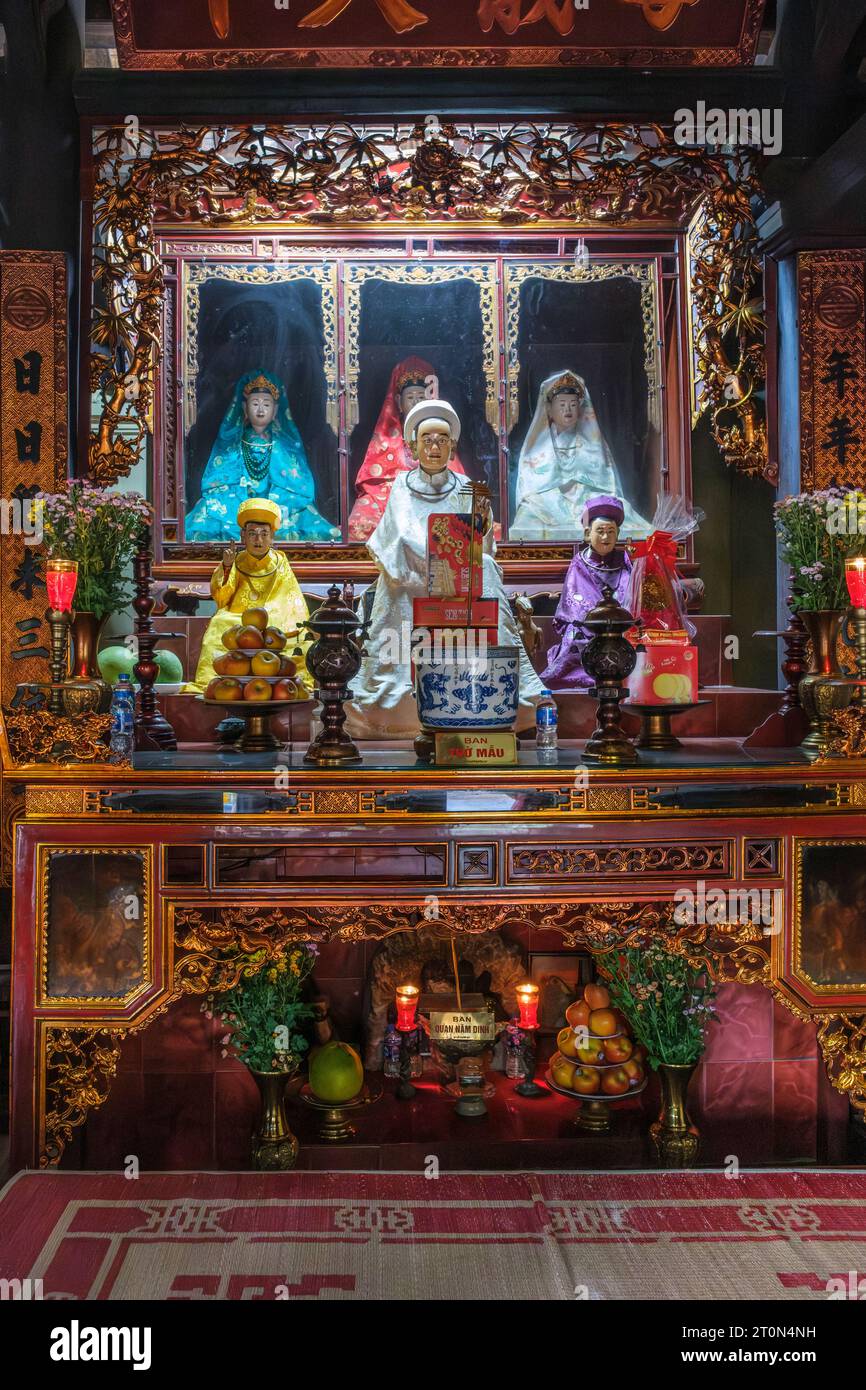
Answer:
[184,498,311,693]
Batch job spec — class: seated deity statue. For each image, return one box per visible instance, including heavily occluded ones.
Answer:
[541,494,634,690]
[184,370,340,543]
[183,497,311,693]
[344,399,545,740]
[510,370,650,541]
[348,355,466,541]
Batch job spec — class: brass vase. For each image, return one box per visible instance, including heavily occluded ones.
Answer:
[798,610,844,756]
[63,611,112,715]
[649,1062,700,1168]
[250,1069,299,1170]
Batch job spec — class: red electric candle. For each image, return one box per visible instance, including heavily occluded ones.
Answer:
[846,557,866,609]
[516,982,539,1030]
[46,558,78,613]
[395,984,419,1032]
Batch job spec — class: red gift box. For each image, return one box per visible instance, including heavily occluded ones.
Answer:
[628,642,698,705]
[413,596,499,629]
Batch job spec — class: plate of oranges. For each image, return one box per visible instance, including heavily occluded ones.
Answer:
[545,981,646,1100]
[202,606,312,707]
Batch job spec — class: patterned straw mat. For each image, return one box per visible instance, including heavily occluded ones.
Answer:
[1,1169,864,1300]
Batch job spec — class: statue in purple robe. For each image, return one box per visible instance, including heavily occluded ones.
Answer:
[542,495,634,690]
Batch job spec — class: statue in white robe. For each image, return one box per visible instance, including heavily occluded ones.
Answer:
[345,400,545,740]
[510,370,651,541]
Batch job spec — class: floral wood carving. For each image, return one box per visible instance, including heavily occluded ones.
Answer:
[817,705,866,761]
[88,120,767,484]
[814,1012,866,1114]
[2,710,113,765]
[42,1027,123,1167]
[509,842,728,877]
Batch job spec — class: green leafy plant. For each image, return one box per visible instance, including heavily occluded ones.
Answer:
[774,488,866,613]
[213,944,317,1074]
[596,943,718,1069]
[37,482,152,619]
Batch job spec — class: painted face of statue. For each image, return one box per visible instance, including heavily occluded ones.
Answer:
[399,383,428,417]
[548,388,580,433]
[586,516,619,558]
[242,520,274,559]
[244,391,277,435]
[414,419,455,475]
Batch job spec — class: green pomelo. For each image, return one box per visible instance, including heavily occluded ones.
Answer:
[97,645,136,685]
[308,1041,364,1104]
[155,648,184,682]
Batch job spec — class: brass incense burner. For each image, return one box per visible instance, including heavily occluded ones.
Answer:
[301,584,368,767]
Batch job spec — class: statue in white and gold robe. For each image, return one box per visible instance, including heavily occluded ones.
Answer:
[344,401,544,740]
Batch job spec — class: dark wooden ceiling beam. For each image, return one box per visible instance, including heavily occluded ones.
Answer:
[760,112,866,253]
[73,66,786,124]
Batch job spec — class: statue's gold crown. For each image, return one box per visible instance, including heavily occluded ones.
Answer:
[395,369,429,393]
[243,374,280,401]
[546,372,585,403]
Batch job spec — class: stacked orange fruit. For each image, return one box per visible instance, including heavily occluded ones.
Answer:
[204,606,305,703]
[548,981,646,1098]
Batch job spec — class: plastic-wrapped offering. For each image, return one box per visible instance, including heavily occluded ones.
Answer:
[625,494,704,638]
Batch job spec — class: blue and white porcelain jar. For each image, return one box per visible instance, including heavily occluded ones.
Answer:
[415,645,520,729]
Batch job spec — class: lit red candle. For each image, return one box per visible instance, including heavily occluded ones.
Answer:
[846,557,866,610]
[516,982,539,1030]
[395,984,419,1032]
[46,558,78,613]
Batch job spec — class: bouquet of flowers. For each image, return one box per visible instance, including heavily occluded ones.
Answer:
[212,944,318,1074]
[595,942,717,1069]
[37,482,152,619]
[774,488,866,612]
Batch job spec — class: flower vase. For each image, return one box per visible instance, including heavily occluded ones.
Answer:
[62,611,112,715]
[649,1062,700,1168]
[799,610,845,756]
[250,1069,299,1170]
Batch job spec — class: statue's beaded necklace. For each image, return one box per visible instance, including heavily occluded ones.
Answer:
[405,467,459,500]
[241,431,273,485]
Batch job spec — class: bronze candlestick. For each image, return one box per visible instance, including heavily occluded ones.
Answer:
[46,607,71,715]
[301,584,367,767]
[44,559,78,715]
[581,584,640,766]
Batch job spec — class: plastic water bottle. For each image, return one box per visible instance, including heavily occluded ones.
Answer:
[109,673,135,763]
[536,689,558,762]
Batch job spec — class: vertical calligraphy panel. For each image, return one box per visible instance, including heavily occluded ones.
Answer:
[0,251,68,708]
[798,250,866,491]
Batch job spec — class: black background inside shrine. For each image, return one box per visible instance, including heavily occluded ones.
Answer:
[508,276,654,525]
[349,277,498,512]
[184,275,340,529]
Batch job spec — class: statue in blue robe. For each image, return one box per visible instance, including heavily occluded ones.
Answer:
[185,370,340,543]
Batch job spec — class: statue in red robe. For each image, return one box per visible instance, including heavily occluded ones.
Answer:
[348,356,466,541]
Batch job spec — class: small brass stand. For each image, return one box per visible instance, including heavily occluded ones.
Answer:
[623,699,711,751]
[298,1081,381,1142]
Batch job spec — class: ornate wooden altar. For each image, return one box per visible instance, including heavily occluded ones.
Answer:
[7,743,866,1171]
